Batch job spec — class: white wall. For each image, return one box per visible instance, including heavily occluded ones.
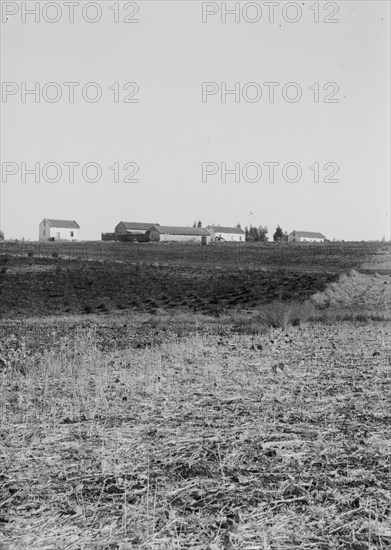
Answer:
[159,233,210,243]
[215,232,243,242]
[39,221,79,241]
[49,227,79,241]
[288,232,324,243]
[208,228,244,242]
[39,221,48,241]
[301,238,324,242]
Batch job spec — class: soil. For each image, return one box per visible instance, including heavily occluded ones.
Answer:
[0,256,338,318]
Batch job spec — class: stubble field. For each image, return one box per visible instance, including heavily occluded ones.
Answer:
[0,242,390,549]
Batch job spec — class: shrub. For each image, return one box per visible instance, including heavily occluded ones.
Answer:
[258,300,315,331]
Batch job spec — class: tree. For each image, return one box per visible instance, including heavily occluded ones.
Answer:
[258,225,268,242]
[273,225,284,242]
[197,220,202,228]
[193,221,197,228]
[0,230,3,241]
[249,225,258,241]
[245,225,268,242]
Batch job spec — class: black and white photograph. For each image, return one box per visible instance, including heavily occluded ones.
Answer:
[0,1,390,547]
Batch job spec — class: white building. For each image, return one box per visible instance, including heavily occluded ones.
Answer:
[206,226,245,242]
[147,225,211,244]
[288,230,326,243]
[39,219,80,241]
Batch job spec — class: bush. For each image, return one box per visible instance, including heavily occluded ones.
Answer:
[258,300,315,331]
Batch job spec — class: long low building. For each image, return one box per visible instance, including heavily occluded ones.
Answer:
[288,231,326,243]
[147,225,211,244]
[207,225,245,242]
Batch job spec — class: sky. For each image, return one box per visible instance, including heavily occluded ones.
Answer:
[0,0,390,241]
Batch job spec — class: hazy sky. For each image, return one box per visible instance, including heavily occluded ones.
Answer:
[0,0,390,240]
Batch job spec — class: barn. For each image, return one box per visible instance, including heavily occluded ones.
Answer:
[288,231,326,243]
[207,226,245,242]
[39,219,80,241]
[115,221,159,235]
[101,221,159,242]
[147,225,211,244]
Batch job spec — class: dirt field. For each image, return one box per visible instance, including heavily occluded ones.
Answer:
[1,244,390,549]
[1,241,390,272]
[0,256,340,318]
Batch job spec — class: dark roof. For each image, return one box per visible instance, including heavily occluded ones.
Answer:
[45,219,80,229]
[208,226,245,235]
[292,231,326,239]
[118,222,159,230]
[149,225,210,236]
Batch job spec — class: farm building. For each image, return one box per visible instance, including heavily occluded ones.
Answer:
[147,225,211,244]
[207,226,245,242]
[102,221,159,242]
[115,221,159,235]
[288,231,326,243]
[39,219,80,241]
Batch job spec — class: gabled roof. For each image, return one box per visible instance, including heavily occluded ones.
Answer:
[208,226,245,235]
[45,219,80,229]
[149,225,210,236]
[118,222,159,230]
[293,231,326,239]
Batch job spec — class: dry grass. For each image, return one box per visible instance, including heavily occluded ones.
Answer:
[311,270,391,309]
[310,271,391,325]
[257,301,315,331]
[1,321,391,549]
